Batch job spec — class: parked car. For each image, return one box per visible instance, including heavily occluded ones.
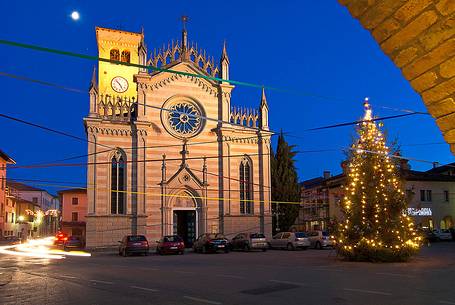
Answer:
[54,232,68,246]
[0,236,21,245]
[268,232,310,250]
[193,233,229,253]
[118,235,149,256]
[306,231,336,249]
[156,235,185,255]
[230,233,268,252]
[421,228,438,242]
[433,229,453,241]
[64,236,84,250]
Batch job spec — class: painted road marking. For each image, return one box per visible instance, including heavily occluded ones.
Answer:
[60,275,78,279]
[344,288,392,296]
[216,274,245,279]
[174,270,195,274]
[376,272,415,278]
[439,301,455,305]
[269,279,305,286]
[313,267,343,272]
[183,296,222,305]
[130,285,159,292]
[89,279,113,285]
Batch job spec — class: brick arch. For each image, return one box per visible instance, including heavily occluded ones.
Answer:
[339,0,455,154]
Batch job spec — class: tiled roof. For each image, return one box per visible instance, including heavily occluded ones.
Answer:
[7,181,45,192]
[57,188,87,194]
[0,149,15,164]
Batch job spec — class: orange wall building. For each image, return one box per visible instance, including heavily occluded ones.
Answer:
[0,150,15,237]
[58,188,87,239]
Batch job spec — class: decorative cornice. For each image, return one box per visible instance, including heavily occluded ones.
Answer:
[138,73,219,97]
[86,125,147,137]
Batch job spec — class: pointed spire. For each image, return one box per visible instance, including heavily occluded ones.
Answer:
[89,66,98,92]
[260,87,268,108]
[221,40,229,63]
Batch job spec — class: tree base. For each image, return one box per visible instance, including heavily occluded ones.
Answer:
[337,244,419,263]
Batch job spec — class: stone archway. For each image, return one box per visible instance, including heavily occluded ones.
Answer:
[164,188,206,245]
[339,1,455,154]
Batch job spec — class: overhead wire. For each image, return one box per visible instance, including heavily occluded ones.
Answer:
[0,39,430,114]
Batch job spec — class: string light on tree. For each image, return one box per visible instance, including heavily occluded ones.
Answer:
[336,98,421,262]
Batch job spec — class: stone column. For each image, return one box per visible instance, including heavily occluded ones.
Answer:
[160,154,167,237]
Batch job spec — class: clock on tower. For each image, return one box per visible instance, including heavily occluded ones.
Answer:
[95,27,145,97]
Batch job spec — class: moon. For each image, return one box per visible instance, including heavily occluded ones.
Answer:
[71,11,80,21]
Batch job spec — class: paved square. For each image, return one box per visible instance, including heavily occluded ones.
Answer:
[1,243,454,305]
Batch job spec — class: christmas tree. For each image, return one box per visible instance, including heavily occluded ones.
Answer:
[337,99,421,262]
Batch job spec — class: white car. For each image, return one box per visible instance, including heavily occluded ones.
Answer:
[306,231,336,249]
[433,229,452,241]
[268,232,310,250]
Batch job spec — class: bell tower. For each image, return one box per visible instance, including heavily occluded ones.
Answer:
[95,27,143,97]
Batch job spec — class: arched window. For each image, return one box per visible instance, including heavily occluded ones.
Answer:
[111,150,126,214]
[239,158,252,214]
[121,50,130,63]
[110,49,120,61]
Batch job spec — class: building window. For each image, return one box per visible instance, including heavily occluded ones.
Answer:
[420,190,432,202]
[1,175,4,190]
[72,212,78,222]
[420,190,425,201]
[239,158,252,214]
[32,197,38,204]
[110,49,120,61]
[121,50,130,63]
[444,190,449,202]
[72,197,79,205]
[111,150,126,215]
[426,190,432,202]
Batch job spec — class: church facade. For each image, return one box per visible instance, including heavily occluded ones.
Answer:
[84,26,272,248]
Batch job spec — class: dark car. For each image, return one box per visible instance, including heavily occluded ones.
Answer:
[118,235,149,256]
[230,233,268,251]
[64,236,84,250]
[193,233,229,253]
[156,235,185,255]
[54,232,68,246]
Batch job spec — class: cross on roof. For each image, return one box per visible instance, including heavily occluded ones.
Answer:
[181,15,189,31]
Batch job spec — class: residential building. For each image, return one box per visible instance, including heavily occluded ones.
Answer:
[6,181,59,237]
[0,150,15,237]
[296,161,455,231]
[58,188,87,240]
[84,26,272,247]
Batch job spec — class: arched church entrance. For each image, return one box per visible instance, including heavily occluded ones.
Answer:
[171,190,199,247]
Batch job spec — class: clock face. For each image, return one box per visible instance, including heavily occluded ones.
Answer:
[111,76,128,93]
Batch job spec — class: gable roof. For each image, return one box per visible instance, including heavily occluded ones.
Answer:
[0,149,15,164]
[426,162,455,175]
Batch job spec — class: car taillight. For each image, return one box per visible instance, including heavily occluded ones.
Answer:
[180,242,184,246]
[54,237,59,240]
[63,237,68,241]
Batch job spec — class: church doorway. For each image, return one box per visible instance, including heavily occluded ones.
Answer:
[173,209,197,247]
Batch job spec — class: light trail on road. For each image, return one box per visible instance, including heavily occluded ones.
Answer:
[0,236,91,259]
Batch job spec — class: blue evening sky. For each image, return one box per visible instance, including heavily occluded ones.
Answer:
[1,1,453,194]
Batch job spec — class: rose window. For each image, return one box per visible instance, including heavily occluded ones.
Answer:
[161,99,205,139]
